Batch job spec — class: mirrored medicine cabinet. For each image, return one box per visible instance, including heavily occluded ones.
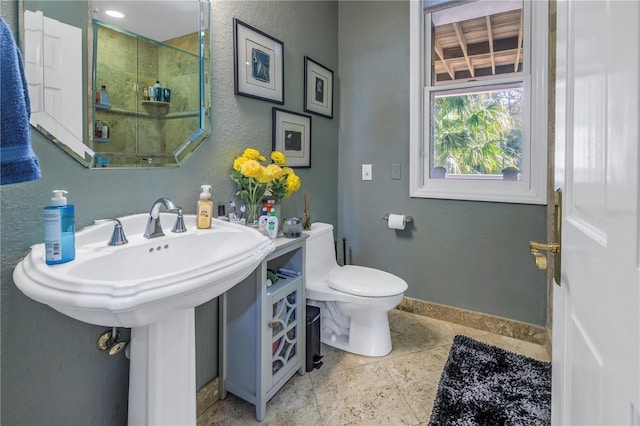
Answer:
[19,0,211,168]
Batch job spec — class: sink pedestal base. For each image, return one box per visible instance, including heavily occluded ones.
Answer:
[129,308,196,425]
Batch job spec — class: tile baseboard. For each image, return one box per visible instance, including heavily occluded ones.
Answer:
[397,297,547,346]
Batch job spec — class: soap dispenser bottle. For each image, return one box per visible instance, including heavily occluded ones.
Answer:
[44,190,75,265]
[266,209,278,239]
[197,184,214,229]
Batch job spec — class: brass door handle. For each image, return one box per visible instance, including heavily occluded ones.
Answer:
[529,189,562,285]
[529,241,561,270]
[529,242,561,254]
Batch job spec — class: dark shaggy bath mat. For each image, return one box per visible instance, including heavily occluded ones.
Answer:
[429,335,552,426]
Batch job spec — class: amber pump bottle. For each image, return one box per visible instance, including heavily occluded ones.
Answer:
[197,184,214,229]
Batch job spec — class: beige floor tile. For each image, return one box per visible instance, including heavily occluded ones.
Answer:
[311,362,396,406]
[308,342,380,381]
[216,374,321,426]
[383,345,451,423]
[310,362,419,425]
[197,399,225,426]
[318,390,420,426]
[218,395,262,425]
[470,332,551,362]
[388,309,492,357]
[199,310,549,426]
[263,374,322,426]
[197,379,219,417]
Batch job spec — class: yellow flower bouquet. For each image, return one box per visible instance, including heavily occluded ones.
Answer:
[230,148,301,223]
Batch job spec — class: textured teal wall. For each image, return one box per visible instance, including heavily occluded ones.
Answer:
[336,1,548,325]
[0,1,339,424]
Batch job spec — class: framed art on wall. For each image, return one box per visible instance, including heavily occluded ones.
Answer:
[272,108,312,168]
[234,18,284,104]
[304,56,333,118]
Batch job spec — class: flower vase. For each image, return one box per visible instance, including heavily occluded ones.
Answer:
[247,203,262,226]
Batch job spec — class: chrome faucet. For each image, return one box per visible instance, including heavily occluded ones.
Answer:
[143,198,187,238]
[94,218,129,246]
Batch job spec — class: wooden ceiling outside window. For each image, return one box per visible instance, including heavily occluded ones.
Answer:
[432,8,523,83]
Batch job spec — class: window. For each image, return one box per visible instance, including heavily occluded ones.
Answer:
[410,0,548,204]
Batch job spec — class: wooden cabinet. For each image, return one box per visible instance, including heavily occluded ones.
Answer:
[219,236,306,421]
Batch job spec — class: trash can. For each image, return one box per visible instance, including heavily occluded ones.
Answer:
[306,305,322,372]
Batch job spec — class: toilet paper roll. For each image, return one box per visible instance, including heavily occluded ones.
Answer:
[387,214,406,230]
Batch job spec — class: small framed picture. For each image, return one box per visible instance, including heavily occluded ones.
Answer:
[304,56,333,119]
[234,18,284,104]
[272,108,312,168]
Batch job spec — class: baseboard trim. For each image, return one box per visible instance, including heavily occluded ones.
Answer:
[397,296,547,346]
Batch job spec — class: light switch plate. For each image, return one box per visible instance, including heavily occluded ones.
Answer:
[362,164,372,180]
[391,163,401,180]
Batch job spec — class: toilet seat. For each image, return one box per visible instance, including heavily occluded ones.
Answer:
[328,265,408,297]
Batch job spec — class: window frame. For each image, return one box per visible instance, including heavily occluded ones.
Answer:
[409,0,548,204]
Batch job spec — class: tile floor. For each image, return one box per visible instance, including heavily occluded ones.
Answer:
[197,309,550,425]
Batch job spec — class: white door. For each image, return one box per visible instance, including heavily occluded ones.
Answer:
[24,10,89,159]
[552,0,639,425]
[42,15,83,140]
[24,10,44,112]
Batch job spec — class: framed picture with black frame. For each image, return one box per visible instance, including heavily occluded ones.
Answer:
[234,18,284,104]
[272,108,312,168]
[304,56,333,119]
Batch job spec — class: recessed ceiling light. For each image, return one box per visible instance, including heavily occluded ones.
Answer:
[105,10,124,18]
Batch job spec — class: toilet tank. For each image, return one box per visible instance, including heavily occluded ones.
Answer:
[303,222,339,283]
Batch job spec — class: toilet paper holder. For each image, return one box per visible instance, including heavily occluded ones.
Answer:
[382,213,414,223]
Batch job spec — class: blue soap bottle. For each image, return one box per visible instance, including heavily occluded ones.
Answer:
[44,190,75,265]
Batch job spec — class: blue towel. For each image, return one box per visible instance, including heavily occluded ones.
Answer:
[1,17,41,185]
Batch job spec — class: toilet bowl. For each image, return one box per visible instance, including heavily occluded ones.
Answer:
[303,223,407,357]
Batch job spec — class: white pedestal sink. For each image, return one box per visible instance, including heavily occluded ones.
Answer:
[13,213,274,425]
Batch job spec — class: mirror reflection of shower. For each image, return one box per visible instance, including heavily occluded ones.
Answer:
[19,0,210,168]
[92,17,203,167]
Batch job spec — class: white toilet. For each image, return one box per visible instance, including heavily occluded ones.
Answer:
[303,223,408,357]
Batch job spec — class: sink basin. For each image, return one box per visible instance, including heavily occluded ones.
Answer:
[14,212,275,425]
[14,213,274,327]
